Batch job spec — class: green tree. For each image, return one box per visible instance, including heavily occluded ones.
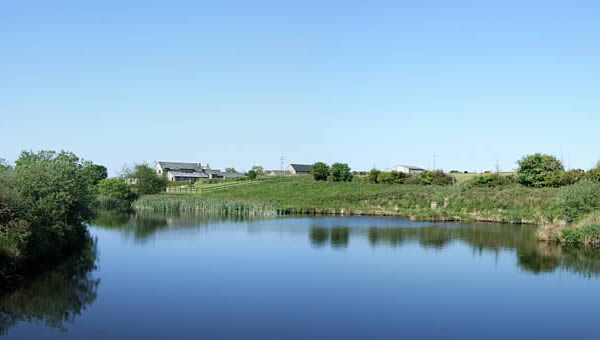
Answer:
[419,171,433,185]
[81,163,108,186]
[311,162,330,181]
[251,166,264,175]
[10,150,95,258]
[516,154,564,187]
[368,169,381,184]
[247,170,258,180]
[98,178,132,201]
[125,163,167,195]
[225,168,237,173]
[330,163,353,182]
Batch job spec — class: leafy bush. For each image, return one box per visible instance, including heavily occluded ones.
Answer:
[247,170,258,180]
[98,178,133,201]
[377,171,408,184]
[557,180,600,222]
[125,163,167,195]
[517,153,564,187]
[468,173,516,188]
[561,224,600,246]
[430,170,455,185]
[585,168,600,182]
[417,170,454,186]
[368,169,381,184]
[546,169,585,187]
[311,162,330,181]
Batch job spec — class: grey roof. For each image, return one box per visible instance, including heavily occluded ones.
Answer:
[289,164,313,173]
[168,171,208,178]
[157,161,205,171]
[396,165,425,170]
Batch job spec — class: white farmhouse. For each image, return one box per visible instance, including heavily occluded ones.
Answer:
[393,165,426,174]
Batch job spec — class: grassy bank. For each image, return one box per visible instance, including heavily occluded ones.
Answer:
[144,176,561,224]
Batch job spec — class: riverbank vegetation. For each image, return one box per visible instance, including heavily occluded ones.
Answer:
[146,154,600,247]
[0,151,102,288]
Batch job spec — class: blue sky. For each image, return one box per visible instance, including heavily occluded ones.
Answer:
[1,1,599,175]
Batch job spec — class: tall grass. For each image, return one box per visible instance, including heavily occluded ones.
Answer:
[134,196,277,217]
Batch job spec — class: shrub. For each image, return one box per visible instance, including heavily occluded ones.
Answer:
[561,224,600,246]
[377,171,407,184]
[247,170,258,180]
[311,162,330,181]
[516,153,564,187]
[98,178,132,201]
[417,170,454,186]
[330,163,353,182]
[557,180,600,222]
[368,169,381,184]
[431,170,455,185]
[468,173,516,187]
[546,169,585,187]
[585,168,600,182]
[125,163,167,195]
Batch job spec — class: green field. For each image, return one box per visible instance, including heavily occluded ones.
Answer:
[139,176,561,224]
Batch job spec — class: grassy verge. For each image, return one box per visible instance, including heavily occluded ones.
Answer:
[143,176,561,224]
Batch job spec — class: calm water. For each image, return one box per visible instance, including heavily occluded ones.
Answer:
[2,213,600,339]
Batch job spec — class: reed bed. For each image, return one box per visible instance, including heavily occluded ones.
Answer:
[134,195,278,217]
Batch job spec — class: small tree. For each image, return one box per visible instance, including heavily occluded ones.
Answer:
[251,166,264,175]
[368,169,381,184]
[311,162,330,181]
[517,154,564,188]
[330,163,353,182]
[125,163,167,195]
[225,168,237,173]
[98,178,132,201]
[247,170,258,180]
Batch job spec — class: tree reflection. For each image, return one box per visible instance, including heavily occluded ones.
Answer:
[330,228,349,248]
[310,228,329,248]
[314,222,600,276]
[0,239,99,335]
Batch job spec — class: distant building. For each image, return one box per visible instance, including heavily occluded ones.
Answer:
[393,165,426,174]
[265,170,291,176]
[155,161,243,182]
[287,164,312,175]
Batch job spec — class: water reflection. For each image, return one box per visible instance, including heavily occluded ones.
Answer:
[0,240,99,335]
[93,212,600,278]
[92,211,267,242]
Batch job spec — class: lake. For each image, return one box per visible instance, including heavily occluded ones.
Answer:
[2,213,600,339]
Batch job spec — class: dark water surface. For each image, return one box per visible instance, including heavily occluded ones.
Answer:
[3,213,600,339]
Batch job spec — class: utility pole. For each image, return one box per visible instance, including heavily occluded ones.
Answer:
[280,156,284,172]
